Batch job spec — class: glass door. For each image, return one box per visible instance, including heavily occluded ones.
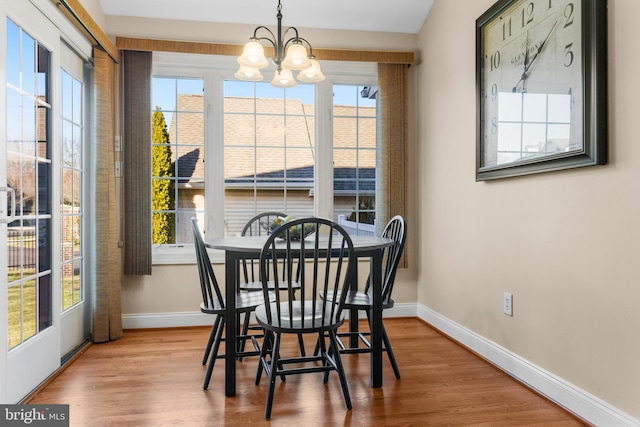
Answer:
[2,0,93,403]
[59,42,89,359]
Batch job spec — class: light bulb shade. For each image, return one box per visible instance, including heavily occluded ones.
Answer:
[234,65,264,82]
[270,68,297,88]
[238,40,269,68]
[297,59,325,83]
[281,42,311,70]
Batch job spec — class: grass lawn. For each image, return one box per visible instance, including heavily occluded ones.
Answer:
[7,271,80,350]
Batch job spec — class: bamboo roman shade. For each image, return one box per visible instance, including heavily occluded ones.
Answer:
[377,63,409,268]
[93,47,123,343]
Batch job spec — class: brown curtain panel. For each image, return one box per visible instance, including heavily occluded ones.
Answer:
[377,63,409,267]
[122,50,152,275]
[93,47,123,342]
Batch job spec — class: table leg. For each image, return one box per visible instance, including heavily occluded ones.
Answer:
[370,249,383,388]
[348,267,359,349]
[224,252,237,397]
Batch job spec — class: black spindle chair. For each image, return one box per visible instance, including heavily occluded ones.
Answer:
[254,217,355,419]
[322,215,407,379]
[191,217,273,390]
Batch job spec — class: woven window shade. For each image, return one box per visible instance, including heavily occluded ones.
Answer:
[122,50,153,275]
[93,47,123,342]
[377,63,409,267]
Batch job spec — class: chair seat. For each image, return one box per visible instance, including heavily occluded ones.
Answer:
[323,290,395,310]
[201,291,273,315]
[240,280,301,292]
[255,301,345,332]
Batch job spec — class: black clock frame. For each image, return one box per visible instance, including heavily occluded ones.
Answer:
[475,0,607,181]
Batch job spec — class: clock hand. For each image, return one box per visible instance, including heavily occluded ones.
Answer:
[512,42,530,92]
[523,20,558,75]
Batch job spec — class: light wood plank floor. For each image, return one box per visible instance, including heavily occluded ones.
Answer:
[27,318,586,426]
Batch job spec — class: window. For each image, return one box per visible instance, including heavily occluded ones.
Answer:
[151,77,205,245]
[150,53,377,262]
[60,67,83,311]
[6,18,53,348]
[223,81,315,236]
[333,84,377,236]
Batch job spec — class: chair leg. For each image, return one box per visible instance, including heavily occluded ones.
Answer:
[202,316,221,365]
[291,291,305,356]
[204,316,225,390]
[318,332,331,383]
[255,329,272,385]
[382,323,400,379]
[328,330,352,410]
[312,332,323,357]
[297,333,306,356]
[238,311,251,361]
[365,311,400,379]
[264,332,281,420]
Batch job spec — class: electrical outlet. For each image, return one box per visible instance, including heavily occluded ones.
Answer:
[503,292,513,316]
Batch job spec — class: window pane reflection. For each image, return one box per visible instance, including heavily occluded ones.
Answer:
[495,92,574,165]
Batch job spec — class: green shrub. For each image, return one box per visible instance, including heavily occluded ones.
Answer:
[151,108,175,244]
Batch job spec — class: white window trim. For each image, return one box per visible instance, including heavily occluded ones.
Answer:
[151,52,377,265]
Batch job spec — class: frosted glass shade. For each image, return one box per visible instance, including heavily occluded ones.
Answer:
[270,68,297,88]
[234,65,264,82]
[281,42,311,70]
[237,40,269,68]
[297,59,325,83]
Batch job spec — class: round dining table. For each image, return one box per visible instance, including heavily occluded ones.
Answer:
[206,234,393,397]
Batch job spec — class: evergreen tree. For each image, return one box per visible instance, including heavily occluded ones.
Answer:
[151,108,175,244]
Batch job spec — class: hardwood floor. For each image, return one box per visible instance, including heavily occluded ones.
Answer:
[27,318,586,426]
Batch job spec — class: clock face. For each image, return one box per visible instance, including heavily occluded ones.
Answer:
[480,0,583,169]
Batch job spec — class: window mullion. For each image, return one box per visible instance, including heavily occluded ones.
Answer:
[205,70,225,238]
[314,79,333,219]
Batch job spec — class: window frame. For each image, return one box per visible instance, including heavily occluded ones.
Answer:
[151,52,377,264]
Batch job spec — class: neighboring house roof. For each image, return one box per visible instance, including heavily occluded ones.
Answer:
[165,94,376,195]
[225,165,375,195]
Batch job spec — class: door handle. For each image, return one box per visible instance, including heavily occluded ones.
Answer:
[0,186,16,224]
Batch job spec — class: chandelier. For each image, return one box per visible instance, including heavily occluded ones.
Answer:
[235,0,325,88]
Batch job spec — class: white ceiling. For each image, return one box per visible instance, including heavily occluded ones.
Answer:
[98,0,434,34]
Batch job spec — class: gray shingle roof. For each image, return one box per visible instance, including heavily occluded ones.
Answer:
[167,95,376,195]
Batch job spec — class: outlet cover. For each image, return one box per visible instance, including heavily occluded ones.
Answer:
[503,292,513,316]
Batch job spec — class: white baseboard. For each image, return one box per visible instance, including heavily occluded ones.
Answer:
[418,305,640,427]
[121,303,418,330]
[122,312,214,329]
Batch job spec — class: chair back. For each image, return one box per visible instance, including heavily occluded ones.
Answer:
[365,215,407,304]
[191,217,224,310]
[259,217,355,330]
[241,212,287,283]
[242,211,287,237]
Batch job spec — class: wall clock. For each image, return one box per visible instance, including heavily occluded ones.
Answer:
[476,0,607,180]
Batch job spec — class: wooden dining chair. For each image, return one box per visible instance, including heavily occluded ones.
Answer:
[254,217,355,419]
[238,211,290,292]
[238,211,306,356]
[322,215,407,379]
[190,217,273,390]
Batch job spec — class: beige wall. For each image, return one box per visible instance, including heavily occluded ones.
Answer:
[418,0,639,419]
